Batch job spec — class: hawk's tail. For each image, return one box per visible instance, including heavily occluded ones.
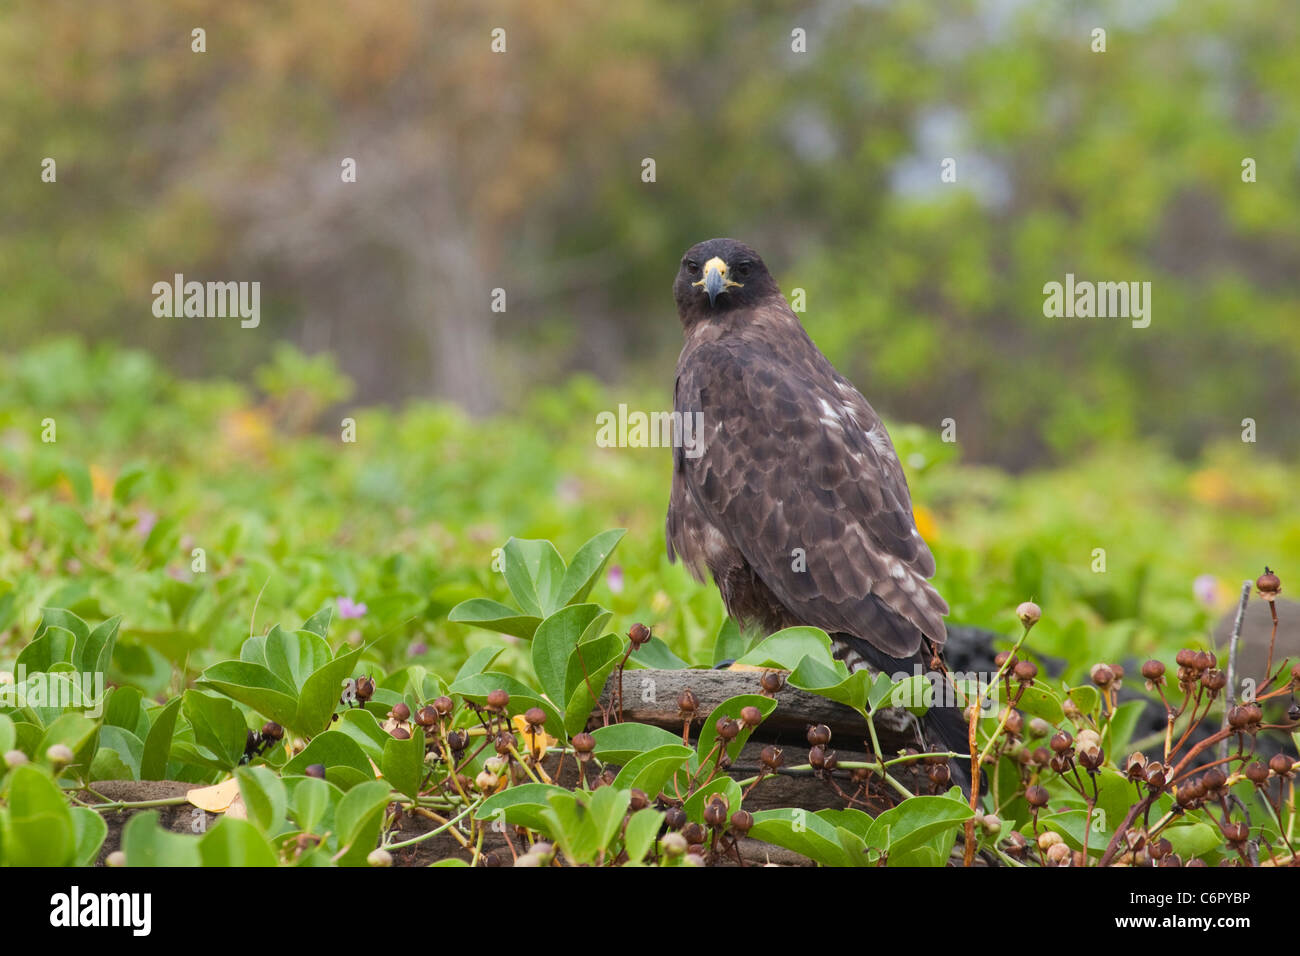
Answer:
[831,634,973,794]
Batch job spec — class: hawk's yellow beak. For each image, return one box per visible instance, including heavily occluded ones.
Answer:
[692,256,743,306]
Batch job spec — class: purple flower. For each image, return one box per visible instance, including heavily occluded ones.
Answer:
[1193,574,1218,608]
[607,564,624,595]
[407,640,429,658]
[135,510,158,538]
[337,596,368,619]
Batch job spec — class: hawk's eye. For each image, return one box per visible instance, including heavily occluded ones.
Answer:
[735,261,752,279]
[683,258,699,272]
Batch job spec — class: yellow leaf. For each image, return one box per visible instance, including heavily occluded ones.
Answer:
[187,778,241,813]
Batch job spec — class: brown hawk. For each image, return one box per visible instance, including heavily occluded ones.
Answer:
[665,237,968,783]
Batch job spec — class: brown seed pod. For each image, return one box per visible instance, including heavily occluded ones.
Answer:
[1256,567,1281,600]
[759,670,784,694]
[446,729,469,752]
[1245,762,1270,786]
[1269,753,1294,777]
[391,726,411,740]
[739,705,763,728]
[681,822,706,845]
[759,745,784,771]
[1140,659,1166,682]
[524,707,547,728]
[355,676,376,701]
[703,799,728,827]
[730,810,754,834]
[572,732,596,754]
[391,702,411,722]
[628,788,649,812]
[1090,663,1115,688]
[1050,731,1074,754]
[1025,785,1050,809]
[1013,660,1038,683]
[261,721,285,741]
[807,724,832,747]
[664,807,687,830]
[1201,669,1227,692]
[715,717,740,741]
[432,695,454,716]
[1015,601,1042,628]
[486,689,509,712]
[628,622,652,647]
[414,706,437,727]
[677,689,698,714]
[808,744,827,770]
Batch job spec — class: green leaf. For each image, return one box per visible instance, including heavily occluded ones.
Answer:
[237,765,289,835]
[4,764,75,865]
[531,604,611,711]
[450,672,564,741]
[334,780,391,866]
[293,644,365,737]
[76,614,121,677]
[502,538,567,618]
[199,817,279,866]
[1163,821,1220,861]
[612,743,694,797]
[96,726,144,780]
[197,661,299,730]
[629,637,691,670]
[748,808,850,866]
[182,690,247,770]
[623,807,664,864]
[695,694,777,764]
[70,807,107,866]
[711,617,746,668]
[555,529,626,607]
[590,722,686,764]
[562,632,624,737]
[38,712,100,774]
[381,727,426,799]
[140,696,183,780]
[284,731,375,789]
[300,606,334,639]
[1106,698,1146,755]
[452,645,507,683]
[287,776,337,834]
[788,655,873,711]
[264,625,333,691]
[447,600,541,640]
[734,626,835,670]
[121,811,201,866]
[476,783,568,833]
[865,794,973,864]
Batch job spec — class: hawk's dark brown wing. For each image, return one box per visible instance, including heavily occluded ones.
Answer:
[668,307,947,658]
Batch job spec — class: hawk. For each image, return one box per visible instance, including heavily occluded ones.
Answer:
[665,238,969,784]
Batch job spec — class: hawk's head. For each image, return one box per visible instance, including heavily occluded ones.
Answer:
[673,238,779,324]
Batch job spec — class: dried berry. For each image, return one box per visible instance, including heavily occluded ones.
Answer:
[739,705,763,728]
[730,810,754,834]
[494,731,517,756]
[415,706,437,727]
[664,807,687,830]
[1013,660,1037,683]
[446,729,469,752]
[681,822,706,845]
[807,724,832,747]
[808,744,827,769]
[1025,785,1050,808]
[1201,669,1227,692]
[759,745,784,771]
[760,671,784,694]
[677,689,698,714]
[391,726,411,740]
[703,799,728,827]
[572,732,596,754]
[1141,660,1166,682]
[1050,731,1074,754]
[1245,762,1270,785]
[432,695,454,716]
[1016,601,1041,628]
[628,622,652,647]
[1256,567,1281,600]
[391,702,411,722]
[1090,663,1115,688]
[486,689,509,712]
[355,676,376,701]
[1269,753,1294,777]
[715,717,740,741]
[629,788,650,812]
[261,721,285,741]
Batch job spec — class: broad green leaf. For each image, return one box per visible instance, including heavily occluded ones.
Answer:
[590,722,686,764]
[121,811,201,866]
[71,807,107,866]
[284,731,375,787]
[334,780,391,866]
[623,807,664,864]
[748,808,850,867]
[531,604,611,711]
[612,743,694,797]
[4,764,75,865]
[182,691,247,770]
[865,794,973,863]
[447,599,541,640]
[734,626,836,670]
[555,529,626,607]
[711,617,746,668]
[300,606,334,639]
[562,632,624,737]
[453,645,508,683]
[237,765,289,835]
[502,538,567,618]
[140,696,183,780]
[788,655,873,711]
[450,672,564,741]
[476,783,568,833]
[199,817,279,866]
[381,727,426,799]
[293,643,365,737]
[695,694,777,764]
[264,625,333,692]
[197,661,299,729]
